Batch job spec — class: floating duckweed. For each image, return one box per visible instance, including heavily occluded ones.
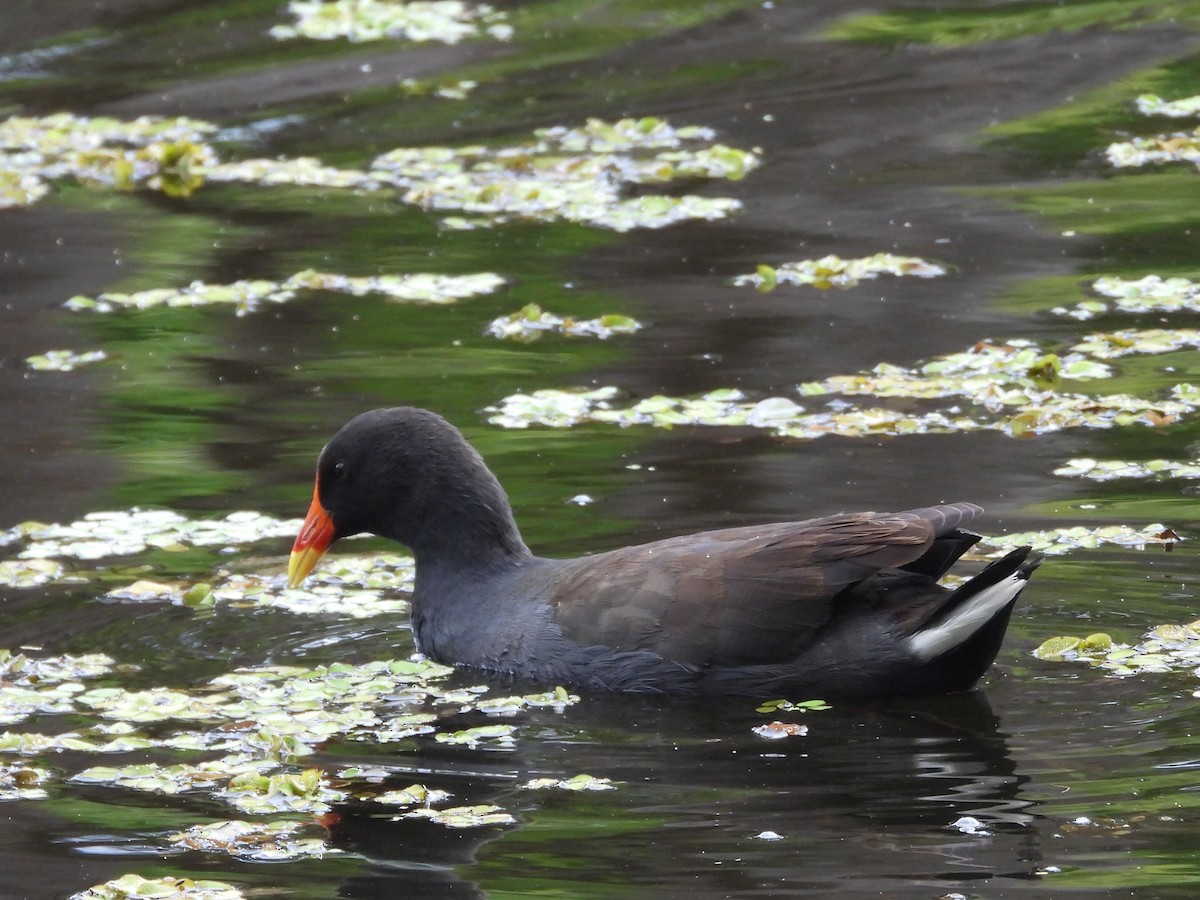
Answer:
[814,340,1111,403]
[1052,274,1200,320]
[71,755,276,796]
[220,768,343,814]
[733,253,945,291]
[1033,621,1200,677]
[0,683,87,725]
[369,783,451,807]
[0,113,220,206]
[25,349,108,371]
[0,113,217,151]
[169,818,336,860]
[3,112,752,231]
[755,698,831,713]
[474,685,578,715]
[0,648,116,684]
[270,0,511,45]
[976,524,1181,558]
[434,723,517,748]
[105,552,414,617]
[1107,126,1200,169]
[204,156,385,189]
[70,873,244,900]
[214,579,409,618]
[1070,328,1200,360]
[1083,275,1200,319]
[0,170,48,208]
[1054,457,1200,481]
[0,762,50,800]
[521,774,615,791]
[288,269,505,304]
[371,117,758,231]
[66,269,504,315]
[487,304,642,341]
[0,557,65,587]
[1136,94,1200,118]
[2,509,301,561]
[402,803,515,828]
[488,379,1184,442]
[75,687,227,723]
[366,712,439,742]
[0,723,154,755]
[399,77,479,99]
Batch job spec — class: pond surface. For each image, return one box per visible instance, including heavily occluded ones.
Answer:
[3,1,1200,897]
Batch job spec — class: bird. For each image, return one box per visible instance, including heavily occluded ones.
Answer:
[288,407,1040,699]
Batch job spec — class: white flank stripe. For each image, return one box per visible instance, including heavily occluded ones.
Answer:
[907,574,1026,662]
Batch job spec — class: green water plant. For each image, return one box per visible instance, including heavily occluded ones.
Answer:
[733,253,945,291]
[270,0,512,44]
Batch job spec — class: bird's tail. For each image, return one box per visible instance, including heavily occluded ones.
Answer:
[904,547,1041,688]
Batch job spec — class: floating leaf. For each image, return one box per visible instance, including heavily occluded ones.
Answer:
[1033,636,1082,659]
[1053,457,1200,482]
[755,698,831,713]
[0,558,65,588]
[220,768,343,814]
[487,304,641,342]
[1107,125,1200,168]
[25,349,106,371]
[976,523,1183,558]
[1136,94,1200,118]
[1,508,300,561]
[402,803,515,828]
[0,762,50,800]
[434,723,517,748]
[66,269,503,315]
[372,783,452,806]
[69,873,244,900]
[1032,620,1200,677]
[169,818,336,861]
[521,774,615,791]
[270,0,511,45]
[733,253,946,290]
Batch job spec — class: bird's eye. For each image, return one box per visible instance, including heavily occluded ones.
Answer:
[333,461,348,480]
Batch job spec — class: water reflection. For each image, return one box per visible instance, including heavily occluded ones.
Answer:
[315,691,1045,896]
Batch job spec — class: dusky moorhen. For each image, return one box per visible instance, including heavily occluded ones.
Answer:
[289,407,1040,698]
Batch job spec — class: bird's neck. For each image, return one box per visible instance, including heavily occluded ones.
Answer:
[403,470,531,578]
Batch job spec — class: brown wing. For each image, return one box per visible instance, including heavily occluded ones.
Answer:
[546,504,982,667]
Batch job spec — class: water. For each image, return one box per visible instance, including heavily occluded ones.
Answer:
[2,1,1200,896]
